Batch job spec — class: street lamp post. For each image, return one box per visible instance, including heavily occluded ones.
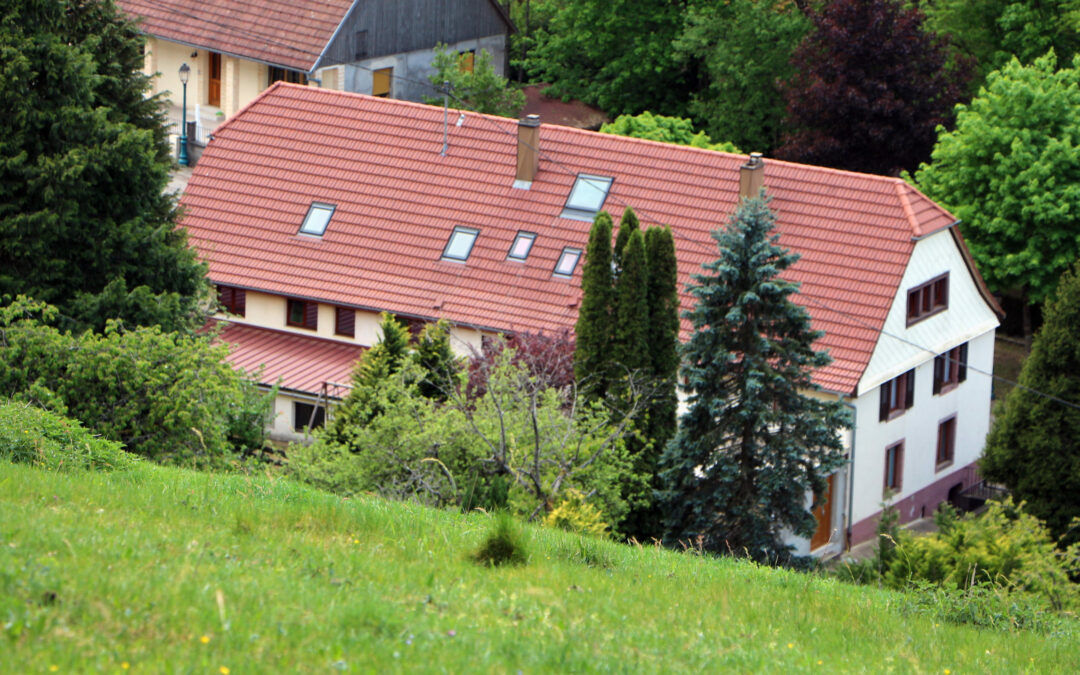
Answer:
[178,63,190,166]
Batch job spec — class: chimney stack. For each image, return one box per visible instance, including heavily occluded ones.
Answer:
[515,114,540,187]
[739,152,765,201]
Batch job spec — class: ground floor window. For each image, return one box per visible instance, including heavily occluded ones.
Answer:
[293,402,326,431]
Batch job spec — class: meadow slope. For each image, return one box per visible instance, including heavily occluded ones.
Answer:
[1,461,1075,673]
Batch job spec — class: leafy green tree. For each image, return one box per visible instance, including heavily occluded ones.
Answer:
[600,112,740,153]
[674,0,809,153]
[0,0,208,333]
[778,0,971,175]
[657,195,849,563]
[915,52,1080,316]
[574,212,615,397]
[980,262,1080,545]
[425,44,525,117]
[0,297,271,467]
[923,0,1080,84]
[524,0,691,116]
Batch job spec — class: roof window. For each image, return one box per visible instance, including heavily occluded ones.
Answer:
[508,232,536,261]
[442,226,479,262]
[554,247,582,277]
[561,174,613,221]
[299,202,335,236]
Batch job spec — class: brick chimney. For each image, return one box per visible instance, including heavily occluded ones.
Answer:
[515,114,540,187]
[739,152,765,200]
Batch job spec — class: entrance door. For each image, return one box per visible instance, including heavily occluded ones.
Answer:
[208,52,222,107]
[811,473,835,550]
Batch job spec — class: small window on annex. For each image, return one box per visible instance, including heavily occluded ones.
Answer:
[507,232,536,261]
[372,67,392,97]
[554,247,582,277]
[561,174,613,220]
[293,402,326,432]
[442,226,479,262]
[299,202,335,236]
[287,298,318,330]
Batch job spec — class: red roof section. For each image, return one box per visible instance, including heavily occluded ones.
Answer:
[215,321,363,394]
[181,83,961,394]
[118,0,354,72]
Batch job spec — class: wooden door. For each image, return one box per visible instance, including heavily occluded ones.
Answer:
[811,474,835,550]
[208,52,222,107]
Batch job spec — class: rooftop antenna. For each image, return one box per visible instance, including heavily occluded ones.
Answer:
[441,80,450,156]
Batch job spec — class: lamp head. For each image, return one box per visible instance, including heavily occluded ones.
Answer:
[179,63,190,85]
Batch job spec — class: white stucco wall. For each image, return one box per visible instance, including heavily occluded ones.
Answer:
[343,34,507,103]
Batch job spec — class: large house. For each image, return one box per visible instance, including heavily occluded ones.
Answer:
[119,0,513,138]
[178,83,1002,556]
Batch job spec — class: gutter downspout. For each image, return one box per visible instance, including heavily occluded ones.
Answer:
[840,395,857,551]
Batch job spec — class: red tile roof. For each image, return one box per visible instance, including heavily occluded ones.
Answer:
[118,0,354,72]
[214,321,363,395]
[521,85,609,130]
[182,83,965,395]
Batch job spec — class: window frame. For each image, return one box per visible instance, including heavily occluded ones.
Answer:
[884,440,904,494]
[936,414,957,470]
[906,273,949,326]
[293,401,326,432]
[560,174,613,221]
[933,342,968,395]
[268,66,307,86]
[286,298,318,330]
[442,226,480,262]
[507,231,537,261]
[298,202,336,236]
[217,285,246,317]
[553,247,583,278]
[879,369,915,421]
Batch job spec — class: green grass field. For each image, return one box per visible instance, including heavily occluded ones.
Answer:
[1,460,1076,673]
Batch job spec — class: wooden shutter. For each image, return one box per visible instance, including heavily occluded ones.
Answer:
[879,382,890,422]
[234,288,246,317]
[335,307,355,337]
[304,301,318,330]
[217,285,231,309]
[932,356,943,395]
[957,343,968,383]
[904,370,915,410]
[373,68,391,97]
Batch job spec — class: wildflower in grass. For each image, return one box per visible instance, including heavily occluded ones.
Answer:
[49,666,58,672]
[787,643,794,649]
[447,629,456,637]
[200,635,210,644]
[220,667,230,674]
[122,663,130,670]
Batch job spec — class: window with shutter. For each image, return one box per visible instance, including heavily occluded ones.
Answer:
[879,369,915,421]
[217,285,246,317]
[933,343,968,394]
[884,441,904,494]
[335,307,355,337]
[286,298,318,330]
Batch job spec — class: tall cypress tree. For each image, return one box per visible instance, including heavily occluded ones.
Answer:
[657,195,849,564]
[612,229,650,375]
[613,206,641,275]
[644,226,680,469]
[574,212,615,397]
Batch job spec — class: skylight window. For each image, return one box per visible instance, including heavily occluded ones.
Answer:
[299,202,335,236]
[507,232,536,261]
[442,226,479,262]
[561,174,613,220]
[554,247,582,277]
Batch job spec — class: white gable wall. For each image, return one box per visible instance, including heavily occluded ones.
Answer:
[846,228,998,543]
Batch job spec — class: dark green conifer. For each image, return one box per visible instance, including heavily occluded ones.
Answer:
[574,211,615,397]
[658,195,849,564]
[613,206,641,275]
[612,229,649,375]
[414,319,461,401]
[644,225,680,455]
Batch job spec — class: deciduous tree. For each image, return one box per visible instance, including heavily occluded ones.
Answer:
[657,195,849,564]
[600,112,739,153]
[425,44,525,117]
[777,0,971,175]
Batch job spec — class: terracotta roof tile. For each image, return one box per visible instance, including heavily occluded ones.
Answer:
[214,321,363,394]
[118,0,353,72]
[182,84,966,395]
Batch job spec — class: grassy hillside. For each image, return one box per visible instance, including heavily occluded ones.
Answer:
[1,460,1076,673]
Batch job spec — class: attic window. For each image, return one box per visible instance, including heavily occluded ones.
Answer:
[442,226,479,262]
[507,232,536,261]
[561,174,613,221]
[299,202,335,236]
[554,247,582,277]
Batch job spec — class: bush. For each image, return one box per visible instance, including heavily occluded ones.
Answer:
[542,489,610,538]
[472,512,529,567]
[898,581,1078,637]
[0,297,273,468]
[0,400,135,472]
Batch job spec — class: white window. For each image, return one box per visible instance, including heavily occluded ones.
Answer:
[442,226,479,262]
[299,202,335,236]
[554,247,582,277]
[561,174,613,220]
[508,232,536,261]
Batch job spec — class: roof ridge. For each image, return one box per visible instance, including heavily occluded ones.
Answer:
[895,180,922,237]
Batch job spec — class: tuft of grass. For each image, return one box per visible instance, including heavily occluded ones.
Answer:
[556,536,616,569]
[472,511,529,567]
[0,400,136,472]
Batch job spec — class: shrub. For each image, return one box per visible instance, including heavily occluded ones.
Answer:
[542,489,610,538]
[898,581,1078,637]
[0,297,273,468]
[0,400,135,472]
[472,512,529,567]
